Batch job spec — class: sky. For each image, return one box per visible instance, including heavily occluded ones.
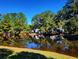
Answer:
[0,0,67,24]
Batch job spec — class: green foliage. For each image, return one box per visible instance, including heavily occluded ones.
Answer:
[0,48,13,59]
[0,48,54,59]
[31,0,78,52]
[8,52,49,59]
[32,0,78,34]
[55,0,78,34]
[64,17,78,34]
[32,11,56,33]
[0,12,30,47]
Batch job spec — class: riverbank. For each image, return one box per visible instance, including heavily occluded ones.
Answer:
[0,46,77,59]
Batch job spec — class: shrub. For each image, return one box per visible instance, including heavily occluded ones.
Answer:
[0,48,13,59]
[8,52,49,59]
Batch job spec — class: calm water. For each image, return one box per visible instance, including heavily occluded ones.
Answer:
[27,42,40,48]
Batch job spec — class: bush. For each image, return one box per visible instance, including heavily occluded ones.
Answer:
[8,52,51,59]
[0,48,13,59]
[0,49,54,59]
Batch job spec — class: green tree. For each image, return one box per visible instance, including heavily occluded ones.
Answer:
[0,12,30,47]
[32,11,56,47]
[32,11,56,33]
[64,17,78,34]
[55,0,78,34]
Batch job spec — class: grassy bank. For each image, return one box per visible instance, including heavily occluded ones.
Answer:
[0,46,77,59]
